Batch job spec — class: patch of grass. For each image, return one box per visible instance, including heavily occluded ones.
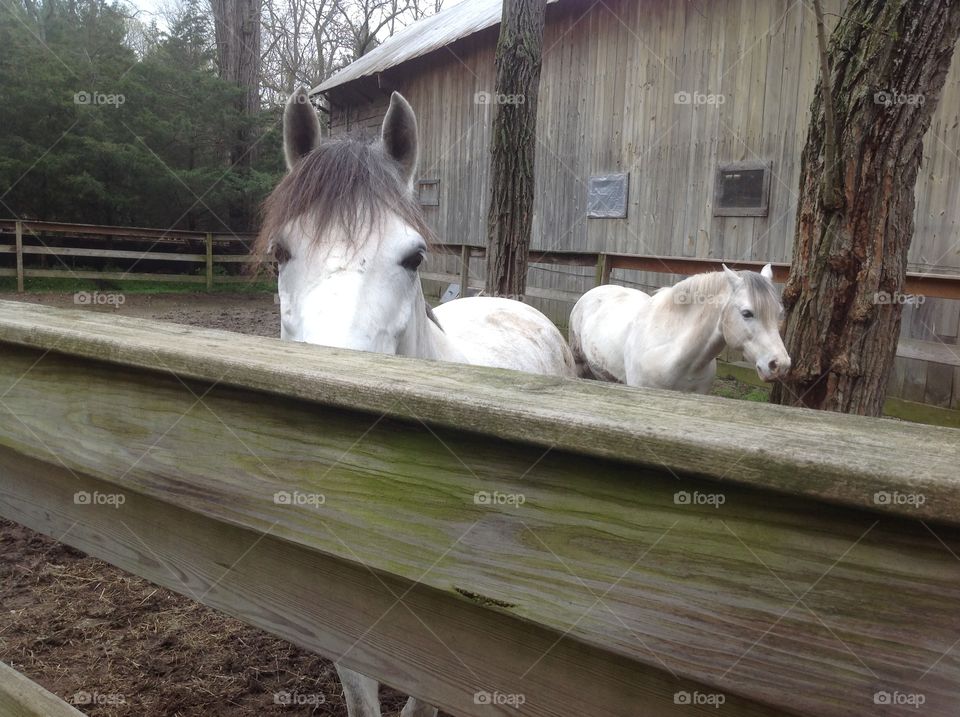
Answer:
[710,377,771,402]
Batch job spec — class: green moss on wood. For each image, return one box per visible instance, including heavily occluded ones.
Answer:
[454,588,517,609]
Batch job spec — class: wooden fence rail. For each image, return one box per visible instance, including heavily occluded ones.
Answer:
[0,662,85,717]
[0,300,959,715]
[0,220,256,291]
[428,243,960,301]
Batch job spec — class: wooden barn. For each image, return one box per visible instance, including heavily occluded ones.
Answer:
[312,0,960,413]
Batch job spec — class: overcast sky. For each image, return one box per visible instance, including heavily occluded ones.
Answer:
[121,0,467,34]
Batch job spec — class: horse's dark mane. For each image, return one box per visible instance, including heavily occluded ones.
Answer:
[255,138,433,261]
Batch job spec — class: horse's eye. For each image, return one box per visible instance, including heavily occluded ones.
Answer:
[741,309,754,319]
[400,250,425,271]
[273,244,291,264]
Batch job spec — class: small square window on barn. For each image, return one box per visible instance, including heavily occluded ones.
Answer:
[587,173,629,218]
[417,179,440,207]
[714,161,772,217]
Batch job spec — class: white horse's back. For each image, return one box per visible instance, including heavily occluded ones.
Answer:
[569,285,651,382]
[435,296,576,377]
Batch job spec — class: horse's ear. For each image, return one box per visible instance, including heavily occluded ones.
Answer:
[722,264,743,289]
[761,263,774,281]
[284,88,321,170]
[381,91,419,186]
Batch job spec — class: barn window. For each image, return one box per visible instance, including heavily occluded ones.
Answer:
[587,173,629,218]
[714,161,772,217]
[417,179,440,206]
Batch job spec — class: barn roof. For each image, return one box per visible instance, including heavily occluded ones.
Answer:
[313,0,558,94]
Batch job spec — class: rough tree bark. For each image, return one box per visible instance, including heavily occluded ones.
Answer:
[771,0,960,415]
[211,0,262,228]
[484,0,547,298]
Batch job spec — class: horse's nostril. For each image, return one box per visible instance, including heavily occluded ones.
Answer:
[768,359,779,371]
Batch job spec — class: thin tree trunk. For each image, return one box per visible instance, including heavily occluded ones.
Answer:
[211,0,262,229]
[484,0,547,298]
[771,0,960,415]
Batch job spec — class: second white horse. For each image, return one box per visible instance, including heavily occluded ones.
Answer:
[569,266,791,393]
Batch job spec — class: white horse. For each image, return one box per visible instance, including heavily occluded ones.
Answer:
[260,88,575,379]
[257,88,574,717]
[569,266,791,393]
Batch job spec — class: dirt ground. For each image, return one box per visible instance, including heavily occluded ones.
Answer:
[0,292,412,716]
[0,292,282,338]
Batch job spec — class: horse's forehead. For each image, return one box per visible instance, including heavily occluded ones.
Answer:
[284,214,407,260]
[731,281,754,303]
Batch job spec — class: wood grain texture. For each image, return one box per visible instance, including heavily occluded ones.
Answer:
[0,450,789,717]
[0,662,85,717]
[14,220,23,293]
[0,300,957,522]
[1,304,960,715]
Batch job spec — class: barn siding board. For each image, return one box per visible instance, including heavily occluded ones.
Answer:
[324,0,960,404]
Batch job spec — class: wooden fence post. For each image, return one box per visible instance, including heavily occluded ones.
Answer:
[459,245,471,298]
[14,221,24,293]
[205,233,213,292]
[594,252,610,286]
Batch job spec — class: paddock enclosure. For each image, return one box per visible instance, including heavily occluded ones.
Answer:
[0,299,959,715]
[0,220,254,291]
[313,0,960,410]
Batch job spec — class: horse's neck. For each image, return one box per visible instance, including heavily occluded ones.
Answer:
[398,291,467,364]
[661,277,730,371]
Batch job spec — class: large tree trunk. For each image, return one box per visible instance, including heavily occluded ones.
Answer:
[484,0,547,298]
[211,0,262,229]
[771,0,960,415]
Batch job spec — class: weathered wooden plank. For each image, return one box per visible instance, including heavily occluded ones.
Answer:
[0,300,957,522]
[0,219,222,241]
[18,246,208,262]
[898,337,960,367]
[0,662,85,717]
[0,450,789,717]
[1,310,959,715]
[21,270,207,283]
